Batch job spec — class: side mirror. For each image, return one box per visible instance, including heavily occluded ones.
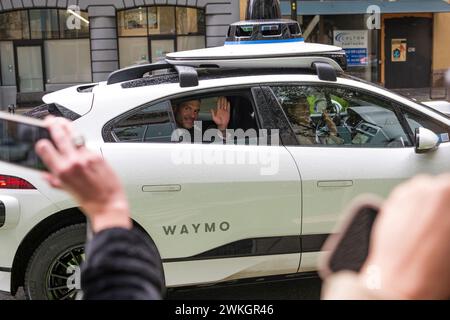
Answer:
[415,127,440,154]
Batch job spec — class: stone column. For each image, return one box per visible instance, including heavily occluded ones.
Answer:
[88,5,119,82]
[199,0,241,47]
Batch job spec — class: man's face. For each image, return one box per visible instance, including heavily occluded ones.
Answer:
[175,100,201,129]
[291,99,311,125]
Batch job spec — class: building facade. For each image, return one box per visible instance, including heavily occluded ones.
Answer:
[2,0,450,109]
[275,0,450,95]
[0,0,240,109]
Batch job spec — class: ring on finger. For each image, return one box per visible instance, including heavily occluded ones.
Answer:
[72,135,85,149]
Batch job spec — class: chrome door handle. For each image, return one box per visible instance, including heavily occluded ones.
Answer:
[317,180,353,188]
[142,184,181,192]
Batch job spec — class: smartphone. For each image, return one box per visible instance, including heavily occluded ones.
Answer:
[319,196,382,279]
[0,111,51,171]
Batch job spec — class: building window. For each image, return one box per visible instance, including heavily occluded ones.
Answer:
[59,10,89,38]
[119,37,149,69]
[44,40,92,83]
[177,35,205,51]
[0,9,90,40]
[176,7,205,35]
[0,9,91,88]
[149,7,176,35]
[118,6,206,68]
[30,9,59,39]
[0,11,30,40]
[118,7,148,36]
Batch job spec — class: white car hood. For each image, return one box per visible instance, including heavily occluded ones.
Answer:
[42,84,96,116]
[422,100,450,117]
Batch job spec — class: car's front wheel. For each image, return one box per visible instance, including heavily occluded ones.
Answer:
[24,224,86,300]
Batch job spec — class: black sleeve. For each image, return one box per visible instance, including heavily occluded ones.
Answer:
[81,227,164,300]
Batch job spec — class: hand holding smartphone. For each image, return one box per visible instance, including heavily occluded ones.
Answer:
[0,111,52,171]
[319,196,382,279]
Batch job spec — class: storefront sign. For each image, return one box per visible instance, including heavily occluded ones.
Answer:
[392,39,407,62]
[333,30,368,66]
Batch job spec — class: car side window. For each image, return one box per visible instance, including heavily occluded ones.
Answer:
[171,92,259,144]
[111,101,176,142]
[403,111,450,144]
[271,85,412,148]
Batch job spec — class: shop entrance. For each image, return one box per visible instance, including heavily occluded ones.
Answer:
[384,17,432,89]
[14,41,45,93]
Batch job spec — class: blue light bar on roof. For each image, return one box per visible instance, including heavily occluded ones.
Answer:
[225,38,305,45]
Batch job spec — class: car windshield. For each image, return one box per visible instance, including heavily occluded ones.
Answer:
[341,74,450,119]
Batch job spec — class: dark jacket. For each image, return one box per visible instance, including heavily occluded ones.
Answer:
[81,227,164,300]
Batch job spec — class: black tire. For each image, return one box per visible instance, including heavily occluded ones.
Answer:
[24,224,86,300]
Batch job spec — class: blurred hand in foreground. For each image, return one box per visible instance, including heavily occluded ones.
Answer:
[359,174,450,299]
[35,116,132,233]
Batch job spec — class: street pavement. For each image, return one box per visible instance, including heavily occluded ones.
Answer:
[168,277,322,300]
[0,288,24,300]
[0,277,321,300]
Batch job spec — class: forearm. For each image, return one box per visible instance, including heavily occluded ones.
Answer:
[84,200,132,233]
[81,227,164,300]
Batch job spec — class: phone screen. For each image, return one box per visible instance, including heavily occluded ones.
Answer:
[0,117,51,171]
[327,205,379,274]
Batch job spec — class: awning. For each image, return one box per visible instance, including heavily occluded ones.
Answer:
[281,0,450,15]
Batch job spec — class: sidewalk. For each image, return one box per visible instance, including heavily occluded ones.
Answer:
[392,87,449,102]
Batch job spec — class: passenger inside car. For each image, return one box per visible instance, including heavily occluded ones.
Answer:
[171,97,230,143]
[172,97,230,132]
[172,95,258,144]
[286,95,344,145]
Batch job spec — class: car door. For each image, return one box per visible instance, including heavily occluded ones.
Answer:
[264,83,450,273]
[100,85,302,287]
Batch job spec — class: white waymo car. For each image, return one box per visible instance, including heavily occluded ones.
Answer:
[1,36,450,300]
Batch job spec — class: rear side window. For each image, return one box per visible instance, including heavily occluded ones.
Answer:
[111,101,176,142]
[106,90,259,144]
[23,103,81,121]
